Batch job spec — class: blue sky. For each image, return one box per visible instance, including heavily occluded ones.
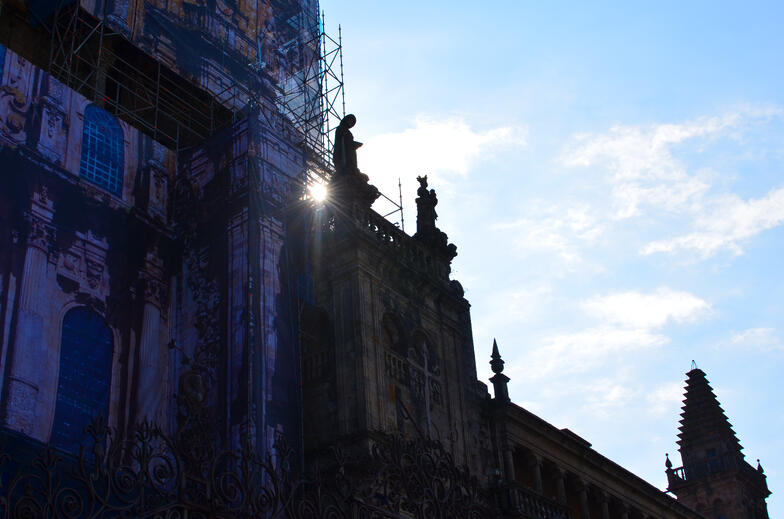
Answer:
[322,1,784,514]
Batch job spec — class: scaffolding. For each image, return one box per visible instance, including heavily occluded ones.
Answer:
[39,0,402,224]
[46,0,235,149]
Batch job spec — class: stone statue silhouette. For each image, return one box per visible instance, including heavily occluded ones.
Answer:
[333,114,362,174]
[416,175,438,233]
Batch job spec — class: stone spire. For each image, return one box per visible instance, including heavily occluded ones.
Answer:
[489,339,510,402]
[677,367,743,468]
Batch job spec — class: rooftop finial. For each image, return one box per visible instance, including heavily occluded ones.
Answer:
[757,459,765,474]
[490,338,504,374]
[665,453,672,469]
[489,339,510,402]
[690,359,697,370]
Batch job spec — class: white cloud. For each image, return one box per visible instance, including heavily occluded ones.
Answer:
[361,116,526,184]
[526,326,667,379]
[358,115,526,228]
[583,377,638,416]
[486,283,553,324]
[641,187,784,257]
[645,381,685,416]
[562,113,749,219]
[722,327,783,352]
[493,203,604,267]
[565,108,779,178]
[524,287,710,380]
[561,106,784,258]
[582,287,711,329]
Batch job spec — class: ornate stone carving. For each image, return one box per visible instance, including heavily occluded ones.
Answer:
[26,189,55,252]
[105,0,131,37]
[141,247,167,309]
[62,251,80,273]
[55,230,110,300]
[36,76,68,165]
[0,53,33,145]
[143,277,165,308]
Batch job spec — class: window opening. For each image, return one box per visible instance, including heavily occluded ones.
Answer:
[51,307,113,454]
[79,104,124,196]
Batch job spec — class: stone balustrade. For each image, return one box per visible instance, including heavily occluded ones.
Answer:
[497,482,571,519]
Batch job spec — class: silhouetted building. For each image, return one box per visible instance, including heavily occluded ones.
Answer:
[0,1,771,517]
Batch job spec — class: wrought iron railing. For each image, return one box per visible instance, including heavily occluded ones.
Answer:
[0,420,508,519]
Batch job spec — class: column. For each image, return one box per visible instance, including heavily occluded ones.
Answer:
[599,491,610,519]
[577,478,590,519]
[619,503,630,519]
[3,190,54,440]
[554,467,568,505]
[530,453,543,493]
[503,447,516,482]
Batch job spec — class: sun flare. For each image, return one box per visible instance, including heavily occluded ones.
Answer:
[309,181,328,202]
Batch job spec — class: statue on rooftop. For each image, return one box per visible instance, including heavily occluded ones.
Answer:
[416,175,438,234]
[414,175,457,261]
[333,114,362,175]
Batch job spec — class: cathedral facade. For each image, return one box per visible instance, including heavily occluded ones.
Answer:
[0,1,771,518]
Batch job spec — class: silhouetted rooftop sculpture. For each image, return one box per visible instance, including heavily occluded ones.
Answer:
[333,114,362,175]
[328,113,378,210]
[416,175,438,233]
[414,175,457,260]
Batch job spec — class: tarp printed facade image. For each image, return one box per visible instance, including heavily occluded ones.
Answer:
[0,0,310,459]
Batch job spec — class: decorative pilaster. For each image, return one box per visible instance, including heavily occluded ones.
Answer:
[135,248,167,423]
[3,190,54,439]
[36,75,68,165]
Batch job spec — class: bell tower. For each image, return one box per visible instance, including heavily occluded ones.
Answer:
[666,366,771,518]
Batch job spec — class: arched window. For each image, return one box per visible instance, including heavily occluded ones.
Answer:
[79,105,124,196]
[51,307,113,453]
